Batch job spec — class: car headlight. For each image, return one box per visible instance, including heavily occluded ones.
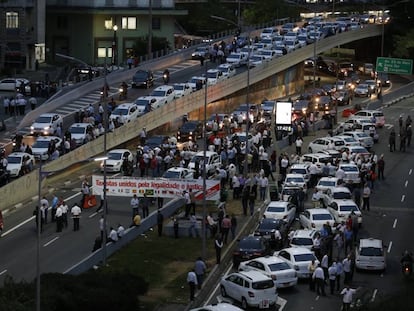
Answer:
[30,126,34,130]
[44,126,50,130]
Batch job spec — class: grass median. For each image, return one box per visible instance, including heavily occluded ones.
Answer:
[105,199,242,310]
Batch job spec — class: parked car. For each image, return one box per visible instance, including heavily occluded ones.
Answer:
[176,120,202,142]
[289,229,318,250]
[68,123,94,146]
[220,271,278,309]
[131,70,154,89]
[275,247,319,279]
[191,46,210,60]
[172,83,192,98]
[320,186,352,207]
[327,199,362,226]
[6,152,35,177]
[0,78,31,93]
[150,85,175,105]
[30,113,63,136]
[162,167,195,179]
[254,218,289,242]
[189,303,244,311]
[263,201,296,225]
[238,256,298,288]
[232,235,271,268]
[217,63,236,78]
[31,136,63,161]
[188,151,221,176]
[355,238,386,271]
[101,149,134,173]
[298,208,335,230]
[109,103,140,124]
[226,53,247,67]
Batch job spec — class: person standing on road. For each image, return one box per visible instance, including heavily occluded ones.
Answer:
[214,235,223,264]
[221,214,231,244]
[406,125,412,147]
[336,258,343,291]
[343,255,352,285]
[187,269,198,301]
[40,196,49,224]
[157,210,164,237]
[71,203,81,231]
[61,200,69,229]
[313,264,326,296]
[308,259,317,291]
[80,179,90,209]
[341,285,356,311]
[328,262,337,295]
[377,154,385,180]
[389,129,396,152]
[194,257,207,290]
[55,204,63,232]
[130,194,140,218]
[295,136,303,155]
[362,183,371,211]
[230,214,237,240]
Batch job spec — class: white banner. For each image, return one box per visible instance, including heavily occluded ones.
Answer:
[92,176,221,201]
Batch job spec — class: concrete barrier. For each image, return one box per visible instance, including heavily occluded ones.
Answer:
[64,197,185,275]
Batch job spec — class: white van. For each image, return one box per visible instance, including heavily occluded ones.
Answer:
[188,151,221,176]
[350,110,385,128]
[355,238,386,271]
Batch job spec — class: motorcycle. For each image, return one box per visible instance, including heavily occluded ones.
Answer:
[402,261,412,277]
[163,72,170,84]
[119,83,128,100]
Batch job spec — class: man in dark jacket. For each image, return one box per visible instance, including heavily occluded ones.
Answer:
[389,129,396,152]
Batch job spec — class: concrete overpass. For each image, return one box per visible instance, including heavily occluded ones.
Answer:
[1,25,382,211]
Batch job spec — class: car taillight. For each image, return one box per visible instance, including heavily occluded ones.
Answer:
[253,252,262,256]
[248,291,255,297]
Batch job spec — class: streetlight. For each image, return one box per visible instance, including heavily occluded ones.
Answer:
[112,24,118,70]
[148,0,153,60]
[202,62,208,260]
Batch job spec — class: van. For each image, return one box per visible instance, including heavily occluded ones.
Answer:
[355,238,386,271]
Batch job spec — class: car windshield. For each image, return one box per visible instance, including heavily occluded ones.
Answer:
[35,116,52,124]
[107,152,123,160]
[173,84,185,91]
[229,53,241,59]
[268,262,291,271]
[333,192,351,199]
[360,247,382,256]
[112,108,129,116]
[33,140,51,148]
[217,67,229,74]
[341,166,358,172]
[259,221,281,230]
[190,155,208,164]
[207,71,218,79]
[267,206,286,213]
[238,239,262,250]
[293,253,315,262]
[134,71,148,79]
[286,177,304,183]
[190,77,203,84]
[352,147,368,153]
[356,133,369,138]
[252,280,274,290]
[290,168,307,175]
[163,171,180,179]
[250,56,263,61]
[319,180,336,187]
[282,188,299,195]
[291,237,313,246]
[151,90,167,97]
[70,127,86,134]
[312,213,333,221]
[180,123,198,131]
[147,137,164,146]
[7,156,22,164]
[340,205,358,212]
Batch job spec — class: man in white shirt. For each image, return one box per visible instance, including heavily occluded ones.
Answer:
[71,203,82,231]
[108,227,118,242]
[117,224,125,238]
[55,204,63,232]
[340,285,356,311]
[312,265,326,296]
[259,175,269,201]
[187,269,198,301]
[130,194,140,218]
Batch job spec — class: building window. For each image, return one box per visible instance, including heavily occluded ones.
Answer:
[152,17,161,30]
[122,17,137,30]
[97,47,112,58]
[104,18,113,30]
[6,12,19,29]
[57,16,68,30]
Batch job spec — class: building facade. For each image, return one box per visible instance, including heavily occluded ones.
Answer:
[0,0,187,71]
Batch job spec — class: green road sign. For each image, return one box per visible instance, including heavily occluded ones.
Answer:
[376,57,413,75]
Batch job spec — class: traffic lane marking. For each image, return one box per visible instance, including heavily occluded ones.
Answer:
[401,195,405,202]
[0,269,7,276]
[387,241,393,253]
[409,169,412,175]
[44,236,59,247]
[393,218,397,228]
[371,289,378,302]
[405,180,408,187]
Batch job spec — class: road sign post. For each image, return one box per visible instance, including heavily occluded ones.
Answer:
[376,57,413,75]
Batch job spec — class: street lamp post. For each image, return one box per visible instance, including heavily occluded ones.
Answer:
[112,25,118,70]
[148,0,153,60]
[36,161,42,311]
[202,62,208,260]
